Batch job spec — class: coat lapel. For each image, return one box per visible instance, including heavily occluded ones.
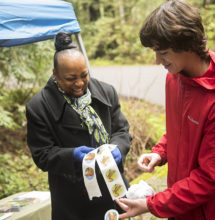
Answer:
[88,78,112,107]
[42,77,67,121]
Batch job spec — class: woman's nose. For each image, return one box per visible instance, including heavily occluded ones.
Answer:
[74,78,84,87]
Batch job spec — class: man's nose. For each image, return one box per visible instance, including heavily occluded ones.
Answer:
[155,53,162,65]
[156,53,162,65]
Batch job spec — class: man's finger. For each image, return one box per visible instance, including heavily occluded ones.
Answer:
[119,212,131,219]
[137,155,145,165]
[147,159,157,171]
[115,199,129,211]
[117,198,135,207]
[138,161,152,172]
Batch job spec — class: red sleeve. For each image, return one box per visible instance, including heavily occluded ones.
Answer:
[147,108,215,217]
[151,134,167,165]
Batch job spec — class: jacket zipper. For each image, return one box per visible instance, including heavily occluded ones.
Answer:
[175,74,183,181]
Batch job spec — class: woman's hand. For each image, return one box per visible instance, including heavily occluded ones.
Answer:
[115,198,149,219]
[138,153,162,172]
[73,146,94,162]
[111,146,122,164]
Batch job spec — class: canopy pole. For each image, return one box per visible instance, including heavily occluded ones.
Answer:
[75,32,92,76]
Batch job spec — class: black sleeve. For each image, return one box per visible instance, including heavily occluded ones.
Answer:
[26,103,76,179]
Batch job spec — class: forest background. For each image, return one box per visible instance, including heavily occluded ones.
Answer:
[0,0,215,214]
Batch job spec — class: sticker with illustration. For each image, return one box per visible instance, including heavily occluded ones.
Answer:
[84,152,95,162]
[104,209,119,220]
[106,169,118,182]
[83,144,127,201]
[84,167,94,180]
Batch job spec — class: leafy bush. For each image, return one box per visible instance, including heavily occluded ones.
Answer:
[201,5,215,51]
[0,41,53,130]
[0,153,48,199]
[0,126,49,199]
[120,98,166,181]
[71,0,215,65]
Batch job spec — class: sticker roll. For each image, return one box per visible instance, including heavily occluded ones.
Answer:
[96,144,127,200]
[83,144,127,201]
[82,149,102,200]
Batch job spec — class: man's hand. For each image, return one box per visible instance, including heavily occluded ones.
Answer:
[73,146,94,162]
[115,198,149,219]
[138,153,162,172]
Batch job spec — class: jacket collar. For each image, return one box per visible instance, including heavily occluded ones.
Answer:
[42,77,112,121]
[88,77,112,107]
[209,50,215,64]
[179,51,215,90]
[42,77,67,121]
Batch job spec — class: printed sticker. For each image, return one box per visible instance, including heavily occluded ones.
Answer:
[97,147,105,155]
[100,155,110,167]
[85,167,94,180]
[112,184,124,197]
[106,169,117,182]
[83,144,127,201]
[84,153,95,162]
[104,209,119,220]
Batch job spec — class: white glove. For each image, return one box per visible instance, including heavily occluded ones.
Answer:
[126,180,154,199]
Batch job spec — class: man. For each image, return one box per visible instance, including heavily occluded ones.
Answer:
[116,1,215,219]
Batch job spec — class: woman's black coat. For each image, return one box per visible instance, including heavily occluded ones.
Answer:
[26,77,131,220]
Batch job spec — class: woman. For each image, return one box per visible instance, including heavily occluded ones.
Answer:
[26,32,131,220]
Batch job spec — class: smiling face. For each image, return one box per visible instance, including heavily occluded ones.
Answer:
[53,51,89,98]
[154,48,190,74]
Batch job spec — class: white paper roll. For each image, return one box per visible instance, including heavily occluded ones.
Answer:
[82,149,102,200]
[82,144,127,200]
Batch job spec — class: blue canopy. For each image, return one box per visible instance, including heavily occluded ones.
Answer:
[0,0,81,47]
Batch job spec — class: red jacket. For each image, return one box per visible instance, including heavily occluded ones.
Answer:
[147,51,215,220]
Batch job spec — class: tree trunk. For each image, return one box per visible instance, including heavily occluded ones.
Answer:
[203,0,207,7]
[99,0,104,18]
[119,0,125,24]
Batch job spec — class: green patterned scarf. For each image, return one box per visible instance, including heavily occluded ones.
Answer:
[53,76,109,147]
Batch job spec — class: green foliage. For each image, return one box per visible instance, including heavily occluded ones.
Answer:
[0,106,18,129]
[201,6,215,50]
[0,88,39,128]
[0,41,53,199]
[0,153,48,199]
[130,163,168,185]
[145,113,166,147]
[120,98,166,181]
[0,41,53,129]
[0,41,53,88]
[69,0,215,65]
[70,0,164,64]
